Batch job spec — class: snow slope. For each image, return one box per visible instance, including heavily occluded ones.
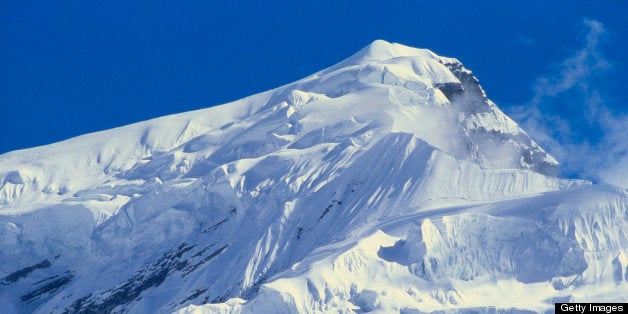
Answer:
[0,40,625,313]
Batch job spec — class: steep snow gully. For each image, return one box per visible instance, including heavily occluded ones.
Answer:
[0,40,626,313]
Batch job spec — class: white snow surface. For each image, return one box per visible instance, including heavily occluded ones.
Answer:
[0,40,625,313]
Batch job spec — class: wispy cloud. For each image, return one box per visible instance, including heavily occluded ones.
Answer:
[511,18,628,188]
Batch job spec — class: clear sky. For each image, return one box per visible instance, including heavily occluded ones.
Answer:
[1,1,626,186]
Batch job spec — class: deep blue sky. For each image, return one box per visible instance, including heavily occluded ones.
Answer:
[1,1,626,184]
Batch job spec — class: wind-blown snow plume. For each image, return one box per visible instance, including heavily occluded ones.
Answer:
[511,18,628,188]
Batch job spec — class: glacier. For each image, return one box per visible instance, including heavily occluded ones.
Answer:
[0,40,626,313]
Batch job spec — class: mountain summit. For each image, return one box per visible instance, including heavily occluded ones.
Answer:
[0,41,625,313]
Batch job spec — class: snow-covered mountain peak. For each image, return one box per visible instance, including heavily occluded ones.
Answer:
[0,41,559,219]
[339,39,444,64]
[1,42,623,314]
[313,40,458,86]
